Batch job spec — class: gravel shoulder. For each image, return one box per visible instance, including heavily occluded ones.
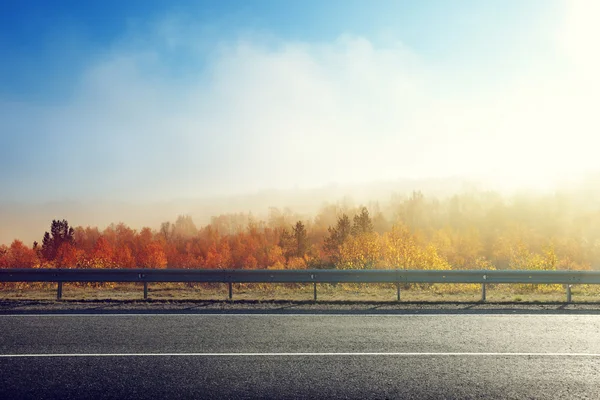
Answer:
[3,298,600,314]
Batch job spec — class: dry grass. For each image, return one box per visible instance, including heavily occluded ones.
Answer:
[3,282,600,303]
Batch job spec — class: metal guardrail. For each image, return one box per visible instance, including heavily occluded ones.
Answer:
[2,268,598,302]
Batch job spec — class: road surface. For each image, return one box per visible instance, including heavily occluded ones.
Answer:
[1,313,600,399]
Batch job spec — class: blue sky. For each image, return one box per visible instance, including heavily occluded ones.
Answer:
[2,0,598,203]
[0,0,560,101]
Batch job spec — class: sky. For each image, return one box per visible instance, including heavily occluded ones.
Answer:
[1,0,599,203]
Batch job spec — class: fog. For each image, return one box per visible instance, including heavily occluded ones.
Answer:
[1,1,599,245]
[3,174,600,247]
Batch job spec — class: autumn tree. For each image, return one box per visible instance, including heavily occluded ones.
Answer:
[279,229,293,259]
[266,245,286,269]
[338,233,381,269]
[268,207,298,229]
[91,236,114,266]
[293,221,308,258]
[383,223,419,269]
[278,221,309,260]
[352,207,374,236]
[323,214,352,263]
[382,223,451,270]
[395,191,428,230]
[5,240,38,268]
[136,227,167,269]
[173,215,198,239]
[55,242,79,268]
[204,239,233,269]
[159,222,173,242]
[41,220,75,261]
[73,226,101,255]
[0,245,8,268]
[141,242,168,269]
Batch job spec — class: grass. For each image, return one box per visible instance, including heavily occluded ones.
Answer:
[3,282,600,303]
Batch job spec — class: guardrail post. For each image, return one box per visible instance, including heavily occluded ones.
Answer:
[566,284,572,303]
[313,282,317,301]
[143,282,148,300]
[57,282,63,300]
[228,282,233,300]
[396,283,401,302]
[481,283,486,302]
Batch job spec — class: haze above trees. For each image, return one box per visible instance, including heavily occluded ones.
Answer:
[2,183,600,271]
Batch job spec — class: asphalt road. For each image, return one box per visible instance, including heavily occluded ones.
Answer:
[1,313,600,399]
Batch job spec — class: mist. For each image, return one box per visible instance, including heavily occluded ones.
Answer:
[1,1,600,245]
[1,2,598,203]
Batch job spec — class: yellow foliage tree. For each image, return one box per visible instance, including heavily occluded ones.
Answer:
[337,232,381,269]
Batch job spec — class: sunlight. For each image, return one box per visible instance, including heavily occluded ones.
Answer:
[561,0,600,73]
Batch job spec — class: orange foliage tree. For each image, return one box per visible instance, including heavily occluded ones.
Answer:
[2,240,39,268]
[4,189,600,273]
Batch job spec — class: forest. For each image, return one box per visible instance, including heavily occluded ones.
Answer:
[1,189,599,273]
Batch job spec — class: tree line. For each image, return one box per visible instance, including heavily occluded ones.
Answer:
[1,190,599,271]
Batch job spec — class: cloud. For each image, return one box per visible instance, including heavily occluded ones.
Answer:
[2,5,600,203]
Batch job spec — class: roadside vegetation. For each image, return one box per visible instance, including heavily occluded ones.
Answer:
[4,282,600,303]
[2,189,600,298]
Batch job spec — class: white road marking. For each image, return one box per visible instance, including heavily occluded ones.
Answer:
[1,352,600,358]
[0,313,597,317]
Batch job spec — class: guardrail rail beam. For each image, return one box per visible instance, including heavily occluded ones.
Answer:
[2,268,600,303]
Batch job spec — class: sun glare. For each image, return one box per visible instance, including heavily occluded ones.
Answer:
[561,0,600,71]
